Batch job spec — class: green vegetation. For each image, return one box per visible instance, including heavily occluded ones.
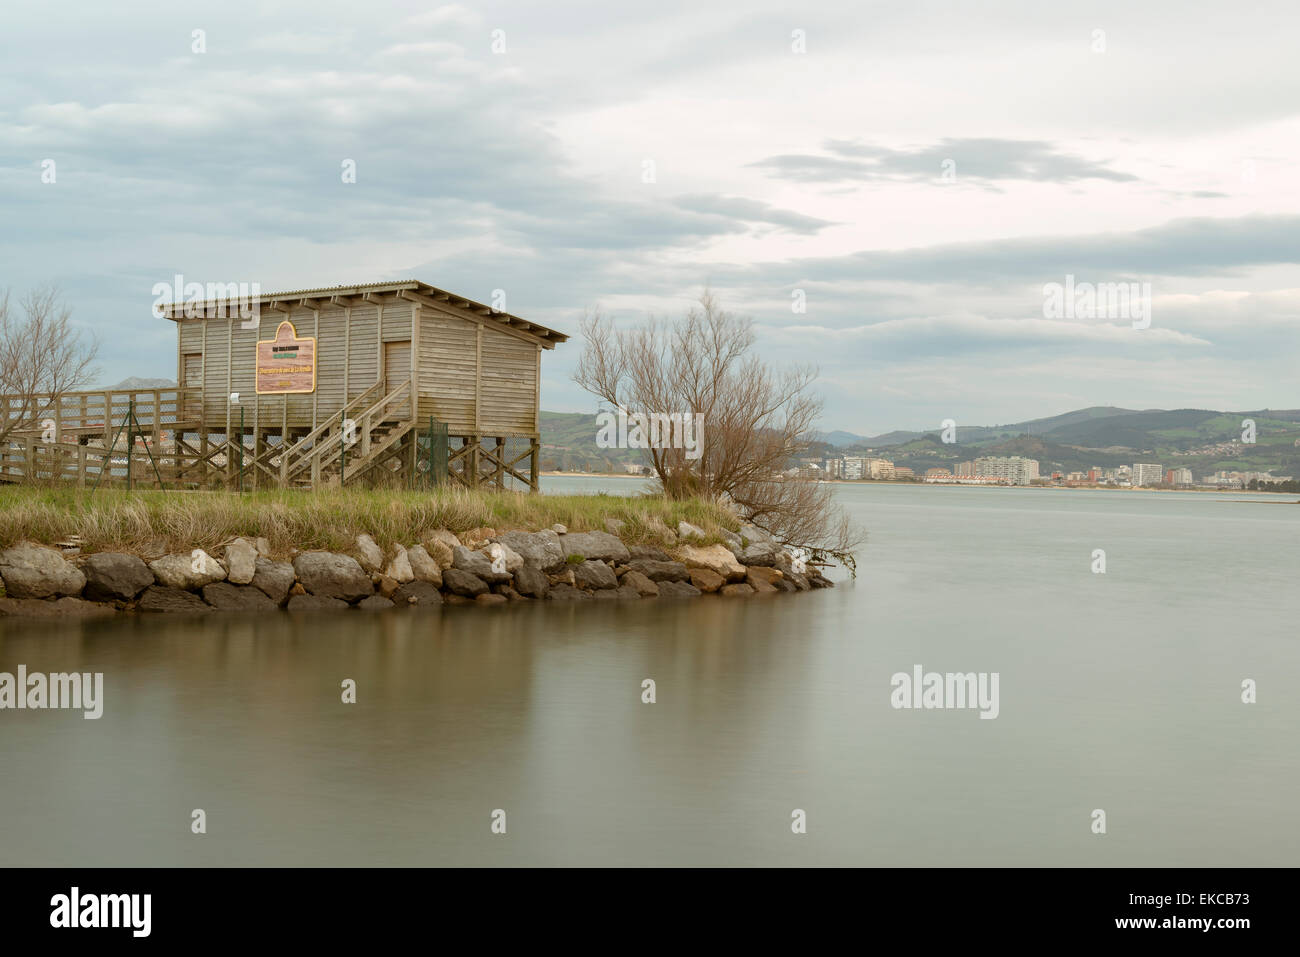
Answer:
[0,486,739,558]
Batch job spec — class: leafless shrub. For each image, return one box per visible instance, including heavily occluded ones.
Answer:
[575,291,862,570]
[0,286,99,444]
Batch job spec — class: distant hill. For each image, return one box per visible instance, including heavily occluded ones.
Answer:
[106,376,176,390]
[538,410,646,473]
[815,429,871,447]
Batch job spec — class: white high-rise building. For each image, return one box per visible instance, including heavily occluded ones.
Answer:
[1132,463,1163,486]
[973,456,1040,485]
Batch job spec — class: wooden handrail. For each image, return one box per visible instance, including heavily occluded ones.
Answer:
[286,379,411,479]
[270,380,385,468]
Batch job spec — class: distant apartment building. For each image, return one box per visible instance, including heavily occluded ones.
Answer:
[1087,468,1100,483]
[1166,467,1193,486]
[893,465,914,479]
[866,457,895,479]
[1132,463,1164,486]
[974,456,1041,485]
[842,457,865,480]
[1207,471,1243,488]
[954,461,976,477]
[823,457,844,479]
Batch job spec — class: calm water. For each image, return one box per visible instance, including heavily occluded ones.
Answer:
[1,481,1297,866]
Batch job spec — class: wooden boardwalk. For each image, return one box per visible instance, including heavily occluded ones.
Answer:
[1,385,534,490]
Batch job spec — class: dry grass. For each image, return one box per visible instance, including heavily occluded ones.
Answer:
[0,485,738,558]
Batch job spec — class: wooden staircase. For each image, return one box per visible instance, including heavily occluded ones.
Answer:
[259,380,416,488]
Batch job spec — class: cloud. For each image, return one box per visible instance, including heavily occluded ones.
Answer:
[703,214,1300,287]
[669,194,836,234]
[751,138,1138,186]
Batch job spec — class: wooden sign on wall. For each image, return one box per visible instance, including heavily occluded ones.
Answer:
[256,321,317,394]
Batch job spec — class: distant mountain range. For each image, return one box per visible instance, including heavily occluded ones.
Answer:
[816,406,1300,477]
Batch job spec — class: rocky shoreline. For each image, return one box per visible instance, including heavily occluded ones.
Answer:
[0,520,832,618]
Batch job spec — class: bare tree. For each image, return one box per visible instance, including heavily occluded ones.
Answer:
[0,286,99,444]
[575,291,861,569]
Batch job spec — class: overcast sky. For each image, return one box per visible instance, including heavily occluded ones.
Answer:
[3,0,1298,434]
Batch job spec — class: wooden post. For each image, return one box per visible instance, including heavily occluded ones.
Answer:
[281,395,289,486]
[529,438,539,492]
[410,302,420,427]
[225,317,233,479]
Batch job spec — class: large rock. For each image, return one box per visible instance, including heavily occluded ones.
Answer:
[292,552,372,601]
[224,538,258,584]
[423,530,460,569]
[137,585,211,614]
[442,567,488,597]
[745,568,778,594]
[572,560,618,590]
[621,559,689,583]
[406,545,443,586]
[495,530,565,573]
[392,581,443,606]
[720,583,755,597]
[689,568,725,593]
[0,542,87,599]
[547,583,592,601]
[557,530,630,563]
[680,544,745,582]
[250,558,296,604]
[148,550,226,590]
[621,570,659,597]
[656,580,702,599]
[354,534,383,573]
[451,545,510,584]
[745,565,783,586]
[735,539,780,566]
[485,541,524,575]
[81,552,153,601]
[358,595,395,611]
[676,521,705,540]
[201,581,278,612]
[628,544,671,562]
[383,544,414,584]
[512,564,550,599]
[286,593,349,612]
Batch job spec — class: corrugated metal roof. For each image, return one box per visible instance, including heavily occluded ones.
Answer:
[160,279,568,344]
